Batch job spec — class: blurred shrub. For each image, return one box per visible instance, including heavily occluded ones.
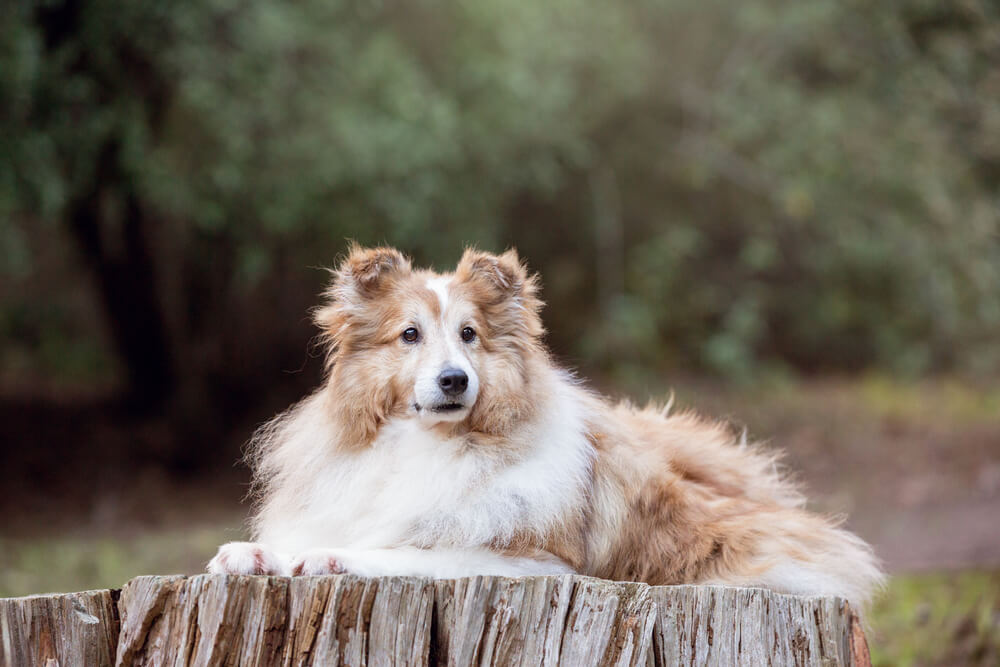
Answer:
[1,0,998,399]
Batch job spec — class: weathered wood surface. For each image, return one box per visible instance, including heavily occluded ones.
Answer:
[2,575,871,666]
[115,575,869,666]
[0,588,120,666]
[650,585,870,667]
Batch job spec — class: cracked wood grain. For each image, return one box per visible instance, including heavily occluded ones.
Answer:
[3,575,871,666]
[432,575,574,666]
[648,585,869,666]
[0,588,119,666]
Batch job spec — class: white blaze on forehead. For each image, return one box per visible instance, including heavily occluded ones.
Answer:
[414,274,479,422]
[426,277,451,315]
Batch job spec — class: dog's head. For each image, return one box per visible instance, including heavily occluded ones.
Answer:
[315,245,545,446]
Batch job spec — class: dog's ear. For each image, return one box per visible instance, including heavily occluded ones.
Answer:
[314,245,411,357]
[337,244,411,295]
[456,247,544,338]
[456,248,528,297]
[321,244,411,309]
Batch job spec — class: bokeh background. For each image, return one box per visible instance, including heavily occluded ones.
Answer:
[2,0,999,663]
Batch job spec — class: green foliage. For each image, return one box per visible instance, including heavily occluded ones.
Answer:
[1,0,998,385]
[0,526,231,598]
[870,570,1000,666]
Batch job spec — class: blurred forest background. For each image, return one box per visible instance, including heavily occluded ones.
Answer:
[1,0,999,663]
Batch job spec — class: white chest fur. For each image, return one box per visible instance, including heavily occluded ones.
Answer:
[257,380,595,555]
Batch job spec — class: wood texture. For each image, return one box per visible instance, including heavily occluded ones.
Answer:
[0,588,120,666]
[2,576,871,666]
[649,585,869,666]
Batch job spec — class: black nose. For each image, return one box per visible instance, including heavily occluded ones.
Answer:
[437,369,469,396]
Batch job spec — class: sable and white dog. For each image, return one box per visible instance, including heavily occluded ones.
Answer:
[208,246,883,609]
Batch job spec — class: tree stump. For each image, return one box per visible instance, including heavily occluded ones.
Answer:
[0,588,120,666]
[2,575,871,666]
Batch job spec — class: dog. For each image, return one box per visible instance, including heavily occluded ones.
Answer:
[208,245,883,609]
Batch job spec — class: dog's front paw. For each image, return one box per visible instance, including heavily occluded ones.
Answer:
[207,541,290,575]
[291,548,351,576]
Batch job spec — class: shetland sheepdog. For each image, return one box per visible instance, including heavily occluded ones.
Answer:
[208,245,883,609]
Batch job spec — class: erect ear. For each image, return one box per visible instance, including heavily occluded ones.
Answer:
[455,248,530,297]
[313,244,411,358]
[336,244,411,295]
[455,247,544,337]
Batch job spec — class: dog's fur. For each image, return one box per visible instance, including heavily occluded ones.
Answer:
[208,245,884,608]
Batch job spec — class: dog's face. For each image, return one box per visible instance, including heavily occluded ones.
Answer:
[315,246,545,446]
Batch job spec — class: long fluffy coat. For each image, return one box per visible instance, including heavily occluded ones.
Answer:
[208,246,883,610]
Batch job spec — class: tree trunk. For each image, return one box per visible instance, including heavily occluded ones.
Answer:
[2,575,872,666]
[65,148,176,411]
[0,588,120,666]
[36,0,177,413]
[114,575,869,666]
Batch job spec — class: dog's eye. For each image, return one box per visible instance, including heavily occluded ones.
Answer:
[401,327,420,343]
[461,327,476,343]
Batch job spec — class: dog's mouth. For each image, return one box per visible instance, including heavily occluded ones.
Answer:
[432,402,465,413]
[413,402,467,414]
